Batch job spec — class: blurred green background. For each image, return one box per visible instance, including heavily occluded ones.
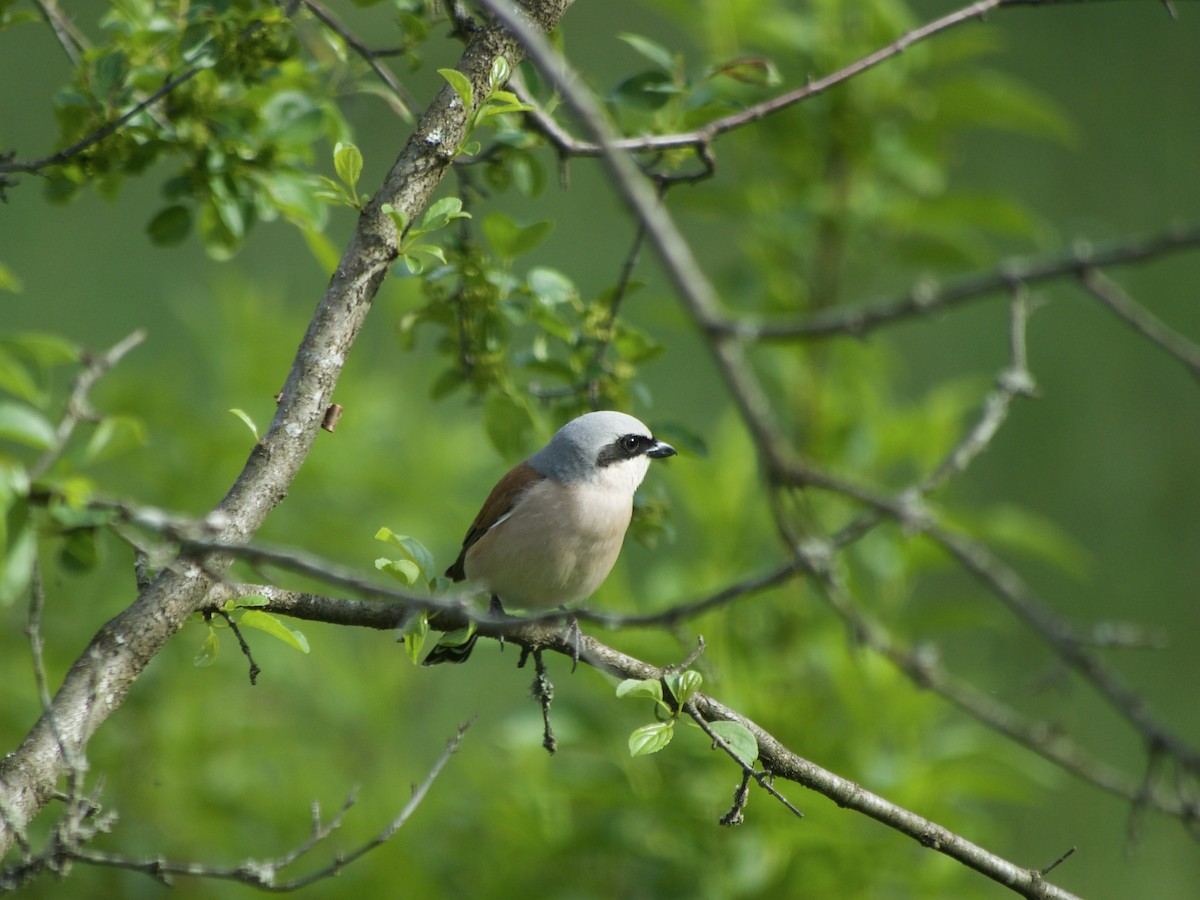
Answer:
[2,0,1199,897]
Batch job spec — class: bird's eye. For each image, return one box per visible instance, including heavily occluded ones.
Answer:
[621,435,641,454]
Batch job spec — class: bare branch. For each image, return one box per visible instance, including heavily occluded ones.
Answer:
[0,69,204,177]
[720,223,1200,341]
[299,0,416,119]
[1078,266,1200,383]
[31,0,87,66]
[63,722,470,890]
[29,330,145,480]
[514,0,1030,160]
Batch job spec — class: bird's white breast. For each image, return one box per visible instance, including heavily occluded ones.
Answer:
[463,473,640,609]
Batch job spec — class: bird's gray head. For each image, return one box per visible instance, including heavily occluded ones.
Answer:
[528,411,676,486]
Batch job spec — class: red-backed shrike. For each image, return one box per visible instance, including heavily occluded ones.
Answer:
[424,410,675,664]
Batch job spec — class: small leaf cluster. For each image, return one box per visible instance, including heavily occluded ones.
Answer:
[399,214,665,457]
[617,670,758,766]
[382,195,472,275]
[45,0,353,258]
[0,334,146,605]
[374,527,446,664]
[194,595,309,667]
[608,31,780,169]
[315,142,365,211]
[438,57,535,159]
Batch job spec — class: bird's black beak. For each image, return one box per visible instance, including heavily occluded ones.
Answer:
[647,440,676,459]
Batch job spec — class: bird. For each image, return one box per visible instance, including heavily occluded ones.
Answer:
[423,410,676,665]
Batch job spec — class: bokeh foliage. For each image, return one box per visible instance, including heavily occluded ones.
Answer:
[2,0,1199,897]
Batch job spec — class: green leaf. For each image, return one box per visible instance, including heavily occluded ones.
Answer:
[301,226,342,275]
[91,48,130,100]
[0,261,24,293]
[194,628,219,667]
[613,326,664,364]
[483,212,553,260]
[489,56,511,91]
[432,623,476,654]
[84,415,146,462]
[403,611,430,665]
[376,557,420,585]
[146,205,192,246]
[228,408,259,440]
[664,669,702,708]
[1,333,80,367]
[931,70,1073,143]
[971,503,1091,579]
[527,267,576,306]
[511,153,545,198]
[374,527,436,577]
[381,203,411,234]
[239,609,311,653]
[707,721,759,766]
[0,502,35,606]
[333,141,363,191]
[0,349,41,405]
[420,196,470,232]
[406,243,447,265]
[484,392,537,460]
[48,497,109,529]
[616,678,664,703]
[618,33,676,72]
[261,91,325,144]
[59,527,101,572]
[258,171,328,231]
[47,476,95,513]
[611,71,677,112]
[429,367,466,399]
[0,402,56,449]
[629,721,675,757]
[709,56,781,87]
[438,67,474,112]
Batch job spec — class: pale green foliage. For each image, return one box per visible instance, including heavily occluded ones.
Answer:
[618,671,758,764]
[190,596,309,666]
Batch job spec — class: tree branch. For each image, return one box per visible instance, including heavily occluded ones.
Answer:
[718,224,1200,341]
[0,0,575,858]
[244,576,1084,899]
[1078,265,1200,383]
[34,723,470,890]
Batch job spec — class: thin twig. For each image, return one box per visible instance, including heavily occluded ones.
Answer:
[31,0,86,65]
[1078,266,1200,383]
[0,70,203,177]
[685,703,805,822]
[514,0,1017,160]
[300,0,416,119]
[68,722,471,890]
[30,330,145,480]
[719,224,1200,341]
